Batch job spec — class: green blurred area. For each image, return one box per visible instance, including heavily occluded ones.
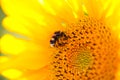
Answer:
[0,75,8,80]
[0,7,5,38]
[0,8,8,80]
[0,8,5,54]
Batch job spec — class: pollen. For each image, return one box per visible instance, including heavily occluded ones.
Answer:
[50,16,119,80]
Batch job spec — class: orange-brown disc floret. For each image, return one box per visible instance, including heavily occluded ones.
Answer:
[49,16,119,80]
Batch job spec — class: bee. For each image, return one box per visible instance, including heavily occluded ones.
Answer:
[50,31,67,47]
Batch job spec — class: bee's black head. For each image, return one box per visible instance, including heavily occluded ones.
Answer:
[50,31,68,47]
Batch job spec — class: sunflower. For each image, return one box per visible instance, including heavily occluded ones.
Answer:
[0,0,120,80]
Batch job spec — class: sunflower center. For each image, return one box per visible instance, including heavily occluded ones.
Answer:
[71,50,93,71]
[50,16,119,80]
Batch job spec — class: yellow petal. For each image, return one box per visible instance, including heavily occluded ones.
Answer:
[1,34,54,70]
[2,17,31,37]
[1,34,28,55]
[1,0,76,23]
[39,0,77,23]
[1,69,23,79]
[0,56,9,63]
[1,0,44,16]
[66,0,84,18]
[82,0,102,18]
[21,66,50,80]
